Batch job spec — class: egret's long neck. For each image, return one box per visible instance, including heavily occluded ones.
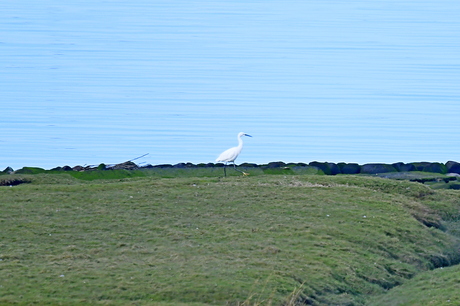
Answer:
[237,135,244,149]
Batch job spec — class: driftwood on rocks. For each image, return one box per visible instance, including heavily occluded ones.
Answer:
[111,161,139,170]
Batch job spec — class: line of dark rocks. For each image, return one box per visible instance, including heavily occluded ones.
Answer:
[138,160,460,175]
[3,160,460,176]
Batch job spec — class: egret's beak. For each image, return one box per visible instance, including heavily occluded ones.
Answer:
[245,134,252,137]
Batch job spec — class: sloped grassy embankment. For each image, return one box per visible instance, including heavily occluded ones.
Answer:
[1,171,459,305]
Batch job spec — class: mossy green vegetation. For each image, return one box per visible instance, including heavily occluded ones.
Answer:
[0,174,459,305]
[4,165,324,180]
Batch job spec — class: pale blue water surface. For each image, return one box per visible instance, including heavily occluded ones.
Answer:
[1,1,460,170]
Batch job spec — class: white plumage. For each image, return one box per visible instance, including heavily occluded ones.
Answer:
[216,132,252,176]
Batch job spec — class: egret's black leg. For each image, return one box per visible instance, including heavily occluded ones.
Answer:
[232,162,249,176]
[223,163,227,177]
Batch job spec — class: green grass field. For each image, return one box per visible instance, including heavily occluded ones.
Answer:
[1,171,459,305]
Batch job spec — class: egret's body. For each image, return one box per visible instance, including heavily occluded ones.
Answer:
[216,132,252,176]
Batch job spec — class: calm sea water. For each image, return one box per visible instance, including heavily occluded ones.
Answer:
[1,1,460,170]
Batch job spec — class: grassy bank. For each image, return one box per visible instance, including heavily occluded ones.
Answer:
[369,264,460,305]
[1,173,459,305]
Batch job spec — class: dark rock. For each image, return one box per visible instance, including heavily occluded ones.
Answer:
[338,163,361,174]
[309,162,340,175]
[112,161,139,170]
[410,162,432,171]
[266,161,286,168]
[153,164,173,168]
[327,163,341,175]
[446,161,460,174]
[392,162,416,172]
[391,162,403,171]
[422,163,447,174]
[173,163,187,168]
[448,165,460,174]
[239,163,259,167]
[2,167,14,174]
[446,160,458,169]
[309,161,324,169]
[62,166,73,171]
[400,163,416,172]
[72,165,85,171]
[361,163,397,174]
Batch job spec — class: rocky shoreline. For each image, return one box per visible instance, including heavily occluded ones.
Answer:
[2,160,460,190]
[3,160,460,175]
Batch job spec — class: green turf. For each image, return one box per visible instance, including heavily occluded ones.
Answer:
[369,264,460,305]
[0,174,459,305]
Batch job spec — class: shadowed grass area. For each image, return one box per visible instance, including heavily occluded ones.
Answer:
[0,174,459,305]
[369,264,460,305]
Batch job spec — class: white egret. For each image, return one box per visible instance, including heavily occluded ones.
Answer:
[216,132,252,177]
